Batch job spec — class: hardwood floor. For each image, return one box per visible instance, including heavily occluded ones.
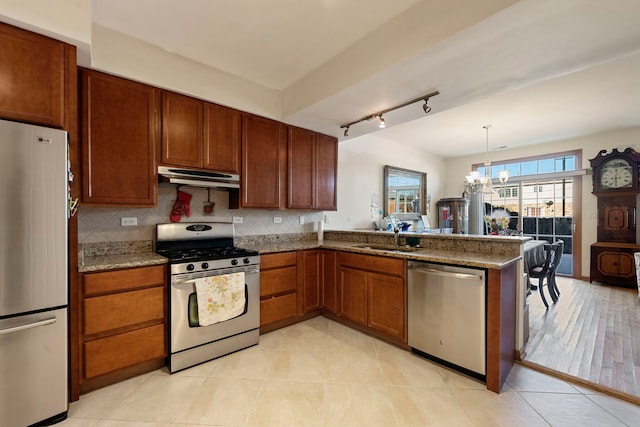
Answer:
[521,276,640,403]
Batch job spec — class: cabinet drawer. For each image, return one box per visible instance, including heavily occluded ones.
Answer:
[261,266,297,296]
[338,252,405,277]
[84,287,165,335]
[84,265,166,296]
[261,251,297,270]
[260,293,297,326]
[83,323,165,379]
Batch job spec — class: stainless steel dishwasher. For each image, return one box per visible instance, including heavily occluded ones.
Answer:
[408,260,486,379]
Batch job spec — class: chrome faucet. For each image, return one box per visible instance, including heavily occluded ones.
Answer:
[393,225,400,247]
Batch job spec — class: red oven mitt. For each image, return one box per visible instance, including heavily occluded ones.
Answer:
[170,190,193,222]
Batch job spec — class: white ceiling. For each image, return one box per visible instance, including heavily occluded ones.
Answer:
[92,0,640,158]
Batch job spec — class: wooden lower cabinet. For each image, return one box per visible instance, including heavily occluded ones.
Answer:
[84,324,165,379]
[338,267,368,324]
[300,250,321,313]
[260,293,297,326]
[337,251,406,342]
[367,272,405,339]
[590,242,640,287]
[259,249,406,343]
[260,252,298,327]
[80,265,167,392]
[320,250,337,313]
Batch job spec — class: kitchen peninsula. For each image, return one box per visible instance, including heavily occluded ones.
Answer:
[78,230,523,394]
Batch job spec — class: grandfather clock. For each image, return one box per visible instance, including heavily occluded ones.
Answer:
[589,147,640,287]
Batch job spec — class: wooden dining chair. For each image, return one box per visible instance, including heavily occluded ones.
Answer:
[528,242,561,308]
[550,239,564,298]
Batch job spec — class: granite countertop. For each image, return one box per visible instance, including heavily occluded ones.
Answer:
[79,232,523,273]
[79,252,168,273]
[252,240,519,269]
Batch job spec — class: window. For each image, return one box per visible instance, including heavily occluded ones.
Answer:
[477,150,581,276]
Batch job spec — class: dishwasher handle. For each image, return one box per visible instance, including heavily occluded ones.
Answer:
[408,265,483,281]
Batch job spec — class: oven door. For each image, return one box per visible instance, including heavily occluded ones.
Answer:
[170,265,260,354]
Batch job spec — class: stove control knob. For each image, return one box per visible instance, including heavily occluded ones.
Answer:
[231,258,239,266]
[201,262,209,270]
[186,264,195,271]
[243,257,251,264]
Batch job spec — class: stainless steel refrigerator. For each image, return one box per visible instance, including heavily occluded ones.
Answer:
[0,119,69,426]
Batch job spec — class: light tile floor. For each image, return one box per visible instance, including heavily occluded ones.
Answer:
[63,317,640,426]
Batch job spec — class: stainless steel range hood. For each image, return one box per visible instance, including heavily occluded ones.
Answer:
[158,166,240,189]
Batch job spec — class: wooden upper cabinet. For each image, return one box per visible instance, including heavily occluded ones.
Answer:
[288,127,315,209]
[240,114,286,208]
[80,69,159,206]
[0,22,73,128]
[204,103,241,173]
[315,133,338,210]
[161,91,203,168]
[287,126,337,210]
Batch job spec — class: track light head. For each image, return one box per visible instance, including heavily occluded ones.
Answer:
[423,99,432,114]
[343,126,349,137]
[378,114,385,128]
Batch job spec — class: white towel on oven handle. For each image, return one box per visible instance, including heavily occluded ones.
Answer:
[194,272,246,326]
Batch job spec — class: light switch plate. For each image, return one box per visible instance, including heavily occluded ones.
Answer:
[274,217,282,224]
[233,216,243,224]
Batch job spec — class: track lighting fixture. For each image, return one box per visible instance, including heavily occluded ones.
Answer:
[423,99,432,114]
[340,90,439,136]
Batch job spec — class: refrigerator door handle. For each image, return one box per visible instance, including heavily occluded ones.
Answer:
[0,316,56,336]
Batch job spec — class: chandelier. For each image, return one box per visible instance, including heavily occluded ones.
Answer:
[464,125,508,194]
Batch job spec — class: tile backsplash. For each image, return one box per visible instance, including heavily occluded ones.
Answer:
[78,185,323,244]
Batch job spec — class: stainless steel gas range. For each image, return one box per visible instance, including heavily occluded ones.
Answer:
[156,222,260,373]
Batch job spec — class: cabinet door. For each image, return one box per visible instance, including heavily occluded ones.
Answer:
[367,272,406,341]
[315,133,338,210]
[338,266,367,325]
[288,126,315,209]
[161,91,203,168]
[204,103,241,173]
[83,323,165,379]
[80,69,159,205]
[241,114,286,208]
[302,250,321,313]
[321,250,338,313]
[0,22,66,127]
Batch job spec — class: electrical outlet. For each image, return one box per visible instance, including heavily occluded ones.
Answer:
[348,216,353,223]
[324,214,330,223]
[273,217,282,224]
[121,217,137,226]
[233,216,243,224]
[299,216,305,225]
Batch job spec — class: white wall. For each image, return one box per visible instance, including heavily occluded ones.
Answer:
[444,126,640,277]
[0,0,91,62]
[327,133,445,230]
[90,25,282,120]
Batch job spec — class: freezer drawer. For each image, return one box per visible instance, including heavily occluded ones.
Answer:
[408,261,486,378]
[0,308,68,426]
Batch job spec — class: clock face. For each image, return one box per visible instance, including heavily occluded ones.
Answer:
[600,159,633,189]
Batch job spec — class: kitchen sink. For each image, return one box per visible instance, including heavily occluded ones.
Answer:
[353,244,421,252]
